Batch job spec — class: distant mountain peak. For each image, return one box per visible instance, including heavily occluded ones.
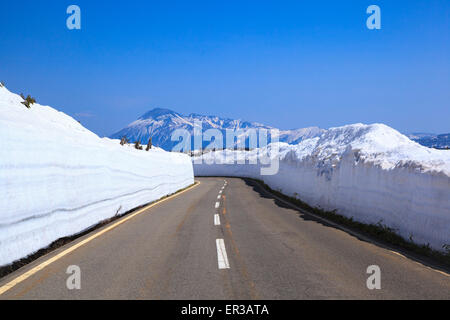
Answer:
[110,108,450,150]
[139,108,180,120]
[407,132,450,149]
[111,109,325,150]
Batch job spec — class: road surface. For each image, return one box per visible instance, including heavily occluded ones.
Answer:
[0,177,449,299]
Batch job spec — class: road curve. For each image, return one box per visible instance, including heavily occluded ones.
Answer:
[0,177,449,299]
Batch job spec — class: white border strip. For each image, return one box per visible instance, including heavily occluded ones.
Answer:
[214,214,221,226]
[216,239,230,269]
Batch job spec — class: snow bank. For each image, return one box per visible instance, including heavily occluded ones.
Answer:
[194,124,450,251]
[0,86,194,267]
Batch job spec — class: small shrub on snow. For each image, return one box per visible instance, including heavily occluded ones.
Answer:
[21,94,37,109]
[134,140,143,150]
[120,136,129,146]
[146,137,152,151]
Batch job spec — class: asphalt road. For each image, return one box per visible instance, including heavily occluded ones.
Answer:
[0,177,449,299]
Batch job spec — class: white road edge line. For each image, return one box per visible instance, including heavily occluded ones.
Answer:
[216,239,230,269]
[214,214,221,226]
[215,202,220,209]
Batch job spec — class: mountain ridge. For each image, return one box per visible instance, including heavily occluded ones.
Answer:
[110,107,449,151]
[406,133,450,149]
[110,108,325,150]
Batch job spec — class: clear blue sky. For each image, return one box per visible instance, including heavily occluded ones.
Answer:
[1,0,449,136]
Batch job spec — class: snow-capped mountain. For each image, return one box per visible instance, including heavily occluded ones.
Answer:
[110,108,324,151]
[407,133,450,150]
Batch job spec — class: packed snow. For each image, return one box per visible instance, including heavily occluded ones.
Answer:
[0,86,194,267]
[194,123,450,251]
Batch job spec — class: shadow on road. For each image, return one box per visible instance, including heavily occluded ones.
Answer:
[240,177,450,274]
[242,178,358,233]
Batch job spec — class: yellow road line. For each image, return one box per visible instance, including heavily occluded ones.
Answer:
[389,250,407,259]
[388,250,450,277]
[0,181,200,296]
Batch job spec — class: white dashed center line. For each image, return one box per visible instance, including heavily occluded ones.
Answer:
[216,239,230,269]
[214,182,229,269]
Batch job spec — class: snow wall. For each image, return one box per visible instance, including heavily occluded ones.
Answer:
[194,124,450,252]
[0,86,194,267]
